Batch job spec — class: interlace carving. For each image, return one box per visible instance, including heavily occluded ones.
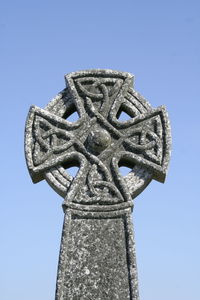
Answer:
[25,70,171,207]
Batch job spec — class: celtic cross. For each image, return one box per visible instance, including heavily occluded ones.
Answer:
[25,69,171,300]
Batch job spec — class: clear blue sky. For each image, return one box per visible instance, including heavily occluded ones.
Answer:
[1,1,200,299]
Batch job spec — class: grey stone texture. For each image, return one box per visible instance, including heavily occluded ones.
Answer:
[25,69,171,299]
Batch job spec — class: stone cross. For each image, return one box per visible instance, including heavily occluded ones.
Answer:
[25,70,171,300]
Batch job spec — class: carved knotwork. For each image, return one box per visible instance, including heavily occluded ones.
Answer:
[25,70,171,206]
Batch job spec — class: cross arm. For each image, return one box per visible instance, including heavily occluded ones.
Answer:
[112,106,171,183]
[24,105,83,184]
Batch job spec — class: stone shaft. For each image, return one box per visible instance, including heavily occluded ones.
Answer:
[56,205,139,300]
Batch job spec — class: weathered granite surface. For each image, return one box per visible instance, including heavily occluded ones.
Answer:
[24,69,171,299]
